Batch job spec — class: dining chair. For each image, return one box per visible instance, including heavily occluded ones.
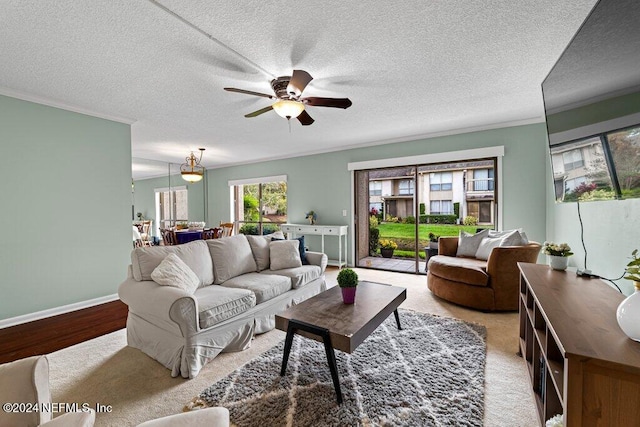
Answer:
[202,227,223,240]
[160,228,177,246]
[132,226,143,248]
[140,220,153,246]
[219,222,234,237]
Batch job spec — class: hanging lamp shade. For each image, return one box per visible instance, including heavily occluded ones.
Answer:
[272,99,305,119]
[181,148,205,183]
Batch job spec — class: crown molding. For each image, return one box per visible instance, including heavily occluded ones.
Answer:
[0,87,136,125]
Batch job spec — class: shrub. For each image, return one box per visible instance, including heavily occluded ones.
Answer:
[463,216,478,226]
[453,202,460,219]
[385,214,399,223]
[419,214,457,224]
[369,227,380,256]
[369,215,379,228]
[403,215,416,224]
[419,203,426,215]
[239,223,280,235]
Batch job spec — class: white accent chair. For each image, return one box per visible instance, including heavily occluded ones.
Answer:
[0,355,95,427]
[0,355,229,427]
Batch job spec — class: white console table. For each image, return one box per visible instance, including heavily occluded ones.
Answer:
[281,224,348,268]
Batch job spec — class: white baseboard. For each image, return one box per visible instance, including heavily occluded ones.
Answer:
[0,294,119,329]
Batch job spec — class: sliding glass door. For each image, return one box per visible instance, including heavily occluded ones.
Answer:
[355,158,497,274]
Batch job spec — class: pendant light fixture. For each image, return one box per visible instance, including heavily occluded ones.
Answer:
[180,148,205,183]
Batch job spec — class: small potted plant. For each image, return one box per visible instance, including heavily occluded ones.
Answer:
[379,239,398,258]
[542,241,573,271]
[428,232,440,250]
[624,249,640,291]
[337,268,358,304]
[305,210,317,225]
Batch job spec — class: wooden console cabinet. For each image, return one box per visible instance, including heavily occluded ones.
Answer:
[518,263,640,426]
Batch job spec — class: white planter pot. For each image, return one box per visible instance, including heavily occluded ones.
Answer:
[548,255,569,271]
[617,284,640,342]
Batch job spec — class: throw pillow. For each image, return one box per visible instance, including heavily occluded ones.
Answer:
[150,253,199,294]
[270,240,302,270]
[475,236,505,261]
[271,236,308,265]
[488,229,529,245]
[206,235,258,284]
[456,229,489,257]
[246,235,271,271]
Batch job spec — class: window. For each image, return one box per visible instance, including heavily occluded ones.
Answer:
[565,176,587,193]
[562,148,584,171]
[473,169,495,191]
[398,180,414,195]
[155,187,188,229]
[607,126,640,199]
[429,172,453,191]
[232,177,287,235]
[550,137,614,202]
[369,181,382,196]
[430,200,452,214]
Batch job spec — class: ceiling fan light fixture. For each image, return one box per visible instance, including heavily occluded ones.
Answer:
[180,148,205,183]
[272,99,305,119]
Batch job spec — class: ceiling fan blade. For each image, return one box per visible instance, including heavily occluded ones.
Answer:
[224,87,275,99]
[302,97,352,109]
[245,105,274,118]
[297,110,315,126]
[287,69,313,96]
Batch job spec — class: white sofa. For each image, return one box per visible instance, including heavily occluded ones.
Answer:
[118,234,327,379]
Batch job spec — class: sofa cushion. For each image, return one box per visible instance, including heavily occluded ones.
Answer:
[261,265,322,289]
[269,240,302,270]
[151,254,199,294]
[428,255,489,287]
[270,236,309,265]
[207,235,257,284]
[456,229,489,257]
[194,285,256,329]
[131,240,213,287]
[220,272,291,304]
[246,231,284,271]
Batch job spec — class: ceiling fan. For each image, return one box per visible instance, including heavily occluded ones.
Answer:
[224,69,352,126]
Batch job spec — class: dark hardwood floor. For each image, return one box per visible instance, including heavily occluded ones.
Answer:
[0,300,128,364]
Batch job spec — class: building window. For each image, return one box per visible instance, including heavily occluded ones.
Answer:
[430,172,453,191]
[472,169,495,191]
[369,181,382,196]
[562,149,584,171]
[233,179,287,235]
[398,179,414,195]
[430,200,452,214]
[565,176,587,193]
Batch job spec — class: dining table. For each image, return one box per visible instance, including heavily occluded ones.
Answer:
[175,229,203,244]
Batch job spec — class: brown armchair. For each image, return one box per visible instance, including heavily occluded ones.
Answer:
[427,236,541,311]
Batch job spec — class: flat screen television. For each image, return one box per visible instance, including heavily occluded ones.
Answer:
[542,0,640,203]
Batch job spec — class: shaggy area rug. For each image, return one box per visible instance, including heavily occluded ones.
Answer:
[193,309,486,426]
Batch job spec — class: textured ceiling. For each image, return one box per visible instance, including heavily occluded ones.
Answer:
[0,0,597,178]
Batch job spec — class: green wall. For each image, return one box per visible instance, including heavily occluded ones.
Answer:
[206,123,550,263]
[0,95,132,320]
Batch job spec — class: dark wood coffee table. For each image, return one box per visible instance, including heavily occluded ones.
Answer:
[275,281,406,404]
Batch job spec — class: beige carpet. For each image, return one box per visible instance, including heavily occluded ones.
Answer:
[47,268,539,426]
